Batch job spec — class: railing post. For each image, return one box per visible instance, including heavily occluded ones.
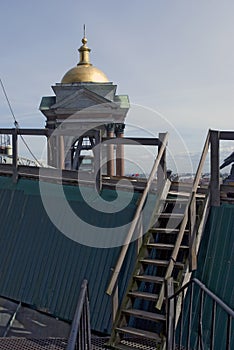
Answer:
[93,130,102,192]
[66,279,91,350]
[166,278,175,350]
[85,292,91,350]
[157,133,167,195]
[136,213,143,253]
[189,192,197,271]
[210,130,220,206]
[112,282,119,325]
[12,128,18,183]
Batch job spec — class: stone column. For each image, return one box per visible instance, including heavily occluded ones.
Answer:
[115,123,125,177]
[106,123,115,176]
[58,135,65,169]
[46,124,57,168]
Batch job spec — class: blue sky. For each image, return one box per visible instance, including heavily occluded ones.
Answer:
[1,0,234,172]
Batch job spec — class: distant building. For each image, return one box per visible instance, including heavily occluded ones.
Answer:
[39,34,129,177]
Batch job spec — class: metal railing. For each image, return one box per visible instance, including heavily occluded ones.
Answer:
[106,132,169,296]
[3,302,21,337]
[156,131,211,310]
[166,278,234,350]
[66,279,91,350]
[156,129,234,310]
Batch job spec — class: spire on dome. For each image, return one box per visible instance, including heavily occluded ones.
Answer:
[83,24,86,38]
[78,25,92,66]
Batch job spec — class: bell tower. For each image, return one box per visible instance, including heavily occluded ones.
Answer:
[39,31,129,177]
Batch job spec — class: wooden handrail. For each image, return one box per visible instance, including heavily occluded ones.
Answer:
[192,131,210,191]
[157,130,211,309]
[106,132,169,296]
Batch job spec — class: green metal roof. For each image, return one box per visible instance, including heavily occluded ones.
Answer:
[181,203,234,349]
[39,96,56,110]
[195,203,234,308]
[114,95,130,109]
[0,175,156,334]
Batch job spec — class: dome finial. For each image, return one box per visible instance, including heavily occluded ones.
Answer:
[82,24,87,45]
[83,24,86,38]
[61,27,109,83]
[78,25,91,65]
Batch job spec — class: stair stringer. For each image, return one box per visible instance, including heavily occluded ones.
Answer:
[160,192,211,350]
[107,180,171,349]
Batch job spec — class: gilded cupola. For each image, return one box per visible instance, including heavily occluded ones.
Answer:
[61,29,109,84]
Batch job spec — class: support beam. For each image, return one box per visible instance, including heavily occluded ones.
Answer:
[93,130,102,192]
[0,128,48,136]
[219,131,234,140]
[210,130,220,206]
[157,132,167,193]
[12,129,18,183]
[58,136,65,169]
[102,137,160,146]
[166,278,175,350]
[106,124,115,177]
[115,124,125,177]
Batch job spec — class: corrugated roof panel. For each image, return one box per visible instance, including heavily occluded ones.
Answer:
[176,204,234,349]
[0,176,156,333]
[195,204,234,308]
[183,203,234,349]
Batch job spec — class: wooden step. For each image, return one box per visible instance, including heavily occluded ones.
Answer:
[116,326,161,342]
[168,189,192,197]
[158,213,184,219]
[122,308,166,322]
[140,258,184,268]
[134,275,164,284]
[163,198,188,210]
[149,227,189,234]
[128,291,158,301]
[164,198,188,204]
[169,190,206,199]
[147,242,189,250]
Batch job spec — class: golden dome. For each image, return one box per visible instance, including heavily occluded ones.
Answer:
[61,34,109,84]
[61,65,109,84]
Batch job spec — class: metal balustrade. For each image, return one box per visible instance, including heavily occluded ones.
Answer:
[66,279,91,350]
[166,278,234,350]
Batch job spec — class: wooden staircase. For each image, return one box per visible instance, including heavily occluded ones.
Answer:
[108,181,208,350]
